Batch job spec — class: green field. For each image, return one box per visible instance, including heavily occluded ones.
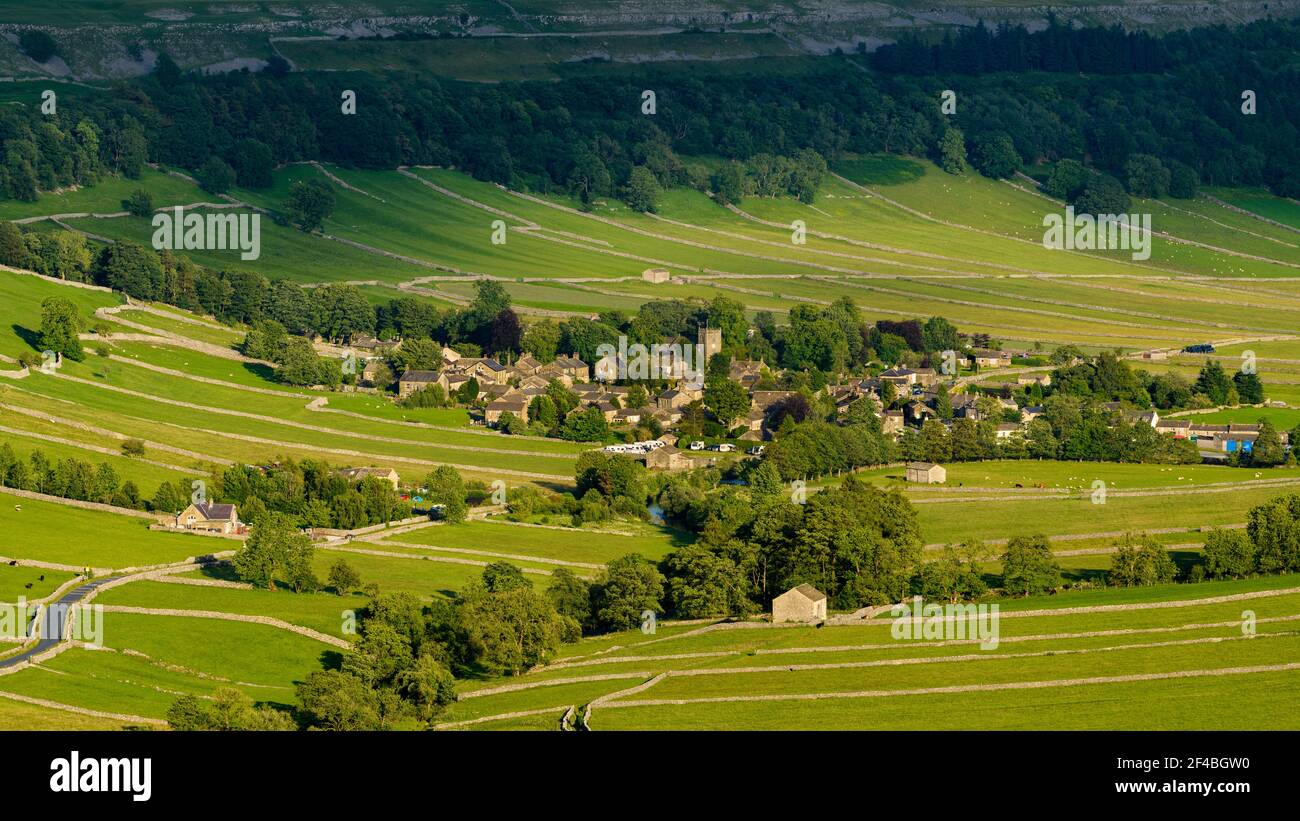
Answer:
[446,577,1300,729]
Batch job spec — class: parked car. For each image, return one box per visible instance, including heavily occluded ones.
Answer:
[689,440,705,451]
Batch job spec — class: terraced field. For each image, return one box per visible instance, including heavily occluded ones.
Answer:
[38,157,1300,363]
[442,577,1300,730]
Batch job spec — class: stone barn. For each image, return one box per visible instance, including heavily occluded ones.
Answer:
[772,584,827,623]
[905,462,946,484]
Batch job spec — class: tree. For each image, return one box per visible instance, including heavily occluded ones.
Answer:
[590,554,664,632]
[125,189,154,217]
[704,376,750,428]
[167,688,295,731]
[295,670,384,730]
[559,405,610,442]
[1107,533,1176,586]
[469,279,511,326]
[312,283,375,341]
[939,127,967,174]
[709,161,746,205]
[459,584,563,674]
[196,156,236,195]
[328,559,362,595]
[489,309,523,356]
[284,179,336,232]
[1251,420,1286,467]
[625,383,649,410]
[1233,370,1265,404]
[916,543,987,603]
[1000,534,1060,596]
[393,654,457,721]
[425,465,467,523]
[231,511,313,591]
[1073,174,1130,215]
[1124,154,1171,198]
[663,546,751,618]
[622,165,662,213]
[528,394,558,427]
[482,561,532,593]
[522,320,561,361]
[93,241,164,300]
[37,296,83,362]
[1247,494,1300,574]
[1044,159,1090,201]
[1194,359,1233,405]
[972,133,1020,179]
[1168,161,1199,199]
[1201,528,1255,579]
[546,568,592,625]
[229,139,275,189]
[0,222,28,268]
[151,481,186,514]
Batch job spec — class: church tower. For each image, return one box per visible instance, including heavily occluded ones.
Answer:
[698,325,722,362]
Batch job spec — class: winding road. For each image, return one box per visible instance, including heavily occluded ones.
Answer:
[0,576,116,670]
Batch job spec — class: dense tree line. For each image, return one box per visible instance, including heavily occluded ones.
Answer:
[6,19,1294,221]
[0,443,147,509]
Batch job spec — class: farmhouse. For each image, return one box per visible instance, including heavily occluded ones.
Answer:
[905,462,946,483]
[971,349,1011,368]
[772,584,827,623]
[398,369,440,397]
[360,358,388,386]
[485,393,531,424]
[175,502,240,534]
[336,466,400,489]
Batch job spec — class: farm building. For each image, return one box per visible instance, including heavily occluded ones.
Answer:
[175,502,240,535]
[398,369,440,397]
[906,462,946,484]
[336,467,401,489]
[971,349,1012,368]
[639,445,693,471]
[772,584,827,623]
[642,267,671,283]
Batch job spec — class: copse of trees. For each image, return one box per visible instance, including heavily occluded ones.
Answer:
[205,458,410,530]
[0,444,146,509]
